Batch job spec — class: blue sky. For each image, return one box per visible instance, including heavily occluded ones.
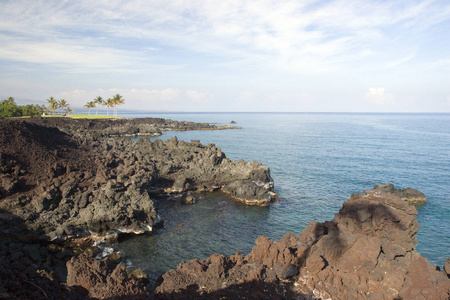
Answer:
[1,0,449,112]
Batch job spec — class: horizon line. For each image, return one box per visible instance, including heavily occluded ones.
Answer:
[111,110,450,114]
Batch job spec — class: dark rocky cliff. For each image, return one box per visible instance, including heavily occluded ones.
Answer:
[0,118,448,299]
[0,118,275,242]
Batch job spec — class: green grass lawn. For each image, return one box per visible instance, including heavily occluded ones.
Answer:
[41,114,122,119]
[69,114,121,119]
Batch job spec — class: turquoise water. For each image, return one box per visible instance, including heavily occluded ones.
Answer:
[114,112,450,280]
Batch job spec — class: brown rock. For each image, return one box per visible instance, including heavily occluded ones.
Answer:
[399,254,450,300]
[154,189,450,299]
[367,183,427,204]
[66,252,146,298]
[305,254,326,273]
[293,192,448,299]
[171,176,187,193]
[445,257,450,278]
[274,263,298,279]
[0,117,272,245]
[245,233,298,268]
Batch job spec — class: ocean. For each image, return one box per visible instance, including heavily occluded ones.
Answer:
[112,112,450,281]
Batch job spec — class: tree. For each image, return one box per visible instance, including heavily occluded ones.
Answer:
[112,93,125,117]
[0,103,44,118]
[103,98,114,116]
[22,104,45,117]
[65,107,74,116]
[0,105,22,117]
[84,101,95,115]
[58,99,69,115]
[1,97,16,106]
[47,97,58,115]
[93,96,104,115]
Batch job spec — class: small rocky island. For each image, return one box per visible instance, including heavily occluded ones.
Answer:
[0,117,449,299]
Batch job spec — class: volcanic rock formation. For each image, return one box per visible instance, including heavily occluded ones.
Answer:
[1,117,448,299]
[365,183,427,204]
[0,118,276,243]
[155,189,450,299]
[24,116,238,138]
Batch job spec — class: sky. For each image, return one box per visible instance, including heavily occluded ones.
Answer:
[1,0,450,112]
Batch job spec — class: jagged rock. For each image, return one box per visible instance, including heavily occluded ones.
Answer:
[0,174,19,196]
[21,117,237,138]
[0,118,275,242]
[366,183,427,204]
[170,175,187,193]
[155,255,280,296]
[293,192,449,299]
[155,190,450,299]
[245,234,299,267]
[222,179,279,206]
[445,257,450,278]
[8,117,445,299]
[274,263,298,279]
[66,252,146,298]
[0,117,273,299]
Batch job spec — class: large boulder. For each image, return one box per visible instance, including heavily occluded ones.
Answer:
[222,179,279,206]
[295,191,448,299]
[155,189,450,299]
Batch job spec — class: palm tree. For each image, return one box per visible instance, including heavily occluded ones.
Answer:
[47,97,58,115]
[65,107,74,116]
[2,97,16,106]
[58,99,69,115]
[84,101,95,115]
[103,98,114,116]
[112,93,125,117]
[93,96,104,115]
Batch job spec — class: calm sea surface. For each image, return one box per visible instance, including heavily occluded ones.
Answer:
[112,112,450,281]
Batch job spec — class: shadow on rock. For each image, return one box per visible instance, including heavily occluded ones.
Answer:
[154,189,450,300]
[154,280,308,300]
[294,191,449,299]
[0,209,87,299]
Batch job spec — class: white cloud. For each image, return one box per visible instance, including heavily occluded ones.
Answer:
[54,88,218,111]
[1,0,449,74]
[0,34,154,73]
[1,0,450,112]
[382,53,416,69]
[185,90,215,105]
[364,88,395,105]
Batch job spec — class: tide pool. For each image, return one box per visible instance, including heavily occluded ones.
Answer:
[114,112,450,279]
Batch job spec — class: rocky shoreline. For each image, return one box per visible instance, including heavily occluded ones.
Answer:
[153,187,450,299]
[0,117,277,298]
[0,117,449,299]
[22,116,239,138]
[0,118,274,241]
